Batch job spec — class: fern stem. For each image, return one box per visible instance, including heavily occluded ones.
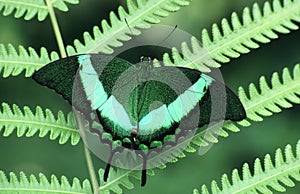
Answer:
[45,1,98,192]
[83,144,99,194]
[45,0,67,58]
[74,111,99,194]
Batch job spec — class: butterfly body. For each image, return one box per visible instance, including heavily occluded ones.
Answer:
[33,54,246,186]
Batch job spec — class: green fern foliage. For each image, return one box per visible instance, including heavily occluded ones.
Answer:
[160,0,300,72]
[0,44,59,77]
[238,63,300,124]
[0,0,48,21]
[193,140,300,194]
[1,0,300,192]
[66,0,191,55]
[0,170,92,193]
[0,0,79,21]
[2,0,299,78]
[0,103,80,145]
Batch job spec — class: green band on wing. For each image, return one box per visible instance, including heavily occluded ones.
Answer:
[167,76,211,122]
[139,104,173,135]
[78,55,108,110]
[138,75,212,134]
[98,95,132,133]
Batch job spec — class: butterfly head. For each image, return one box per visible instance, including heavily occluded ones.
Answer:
[130,128,140,149]
[130,128,139,141]
[135,56,153,82]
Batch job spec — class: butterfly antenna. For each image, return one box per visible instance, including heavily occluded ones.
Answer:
[157,25,177,46]
[125,18,134,36]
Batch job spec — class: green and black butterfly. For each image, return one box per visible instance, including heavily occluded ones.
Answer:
[33,54,246,186]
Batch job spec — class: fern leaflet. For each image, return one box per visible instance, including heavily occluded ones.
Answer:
[159,0,300,72]
[193,140,300,194]
[238,64,300,123]
[0,44,59,77]
[51,0,79,12]
[0,170,92,194]
[0,0,79,21]
[0,103,80,145]
[66,0,191,55]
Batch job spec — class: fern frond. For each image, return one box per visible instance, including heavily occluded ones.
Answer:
[0,0,79,21]
[0,0,48,21]
[0,44,59,77]
[101,63,300,191]
[66,0,191,55]
[0,170,92,194]
[238,64,300,123]
[0,103,80,145]
[194,140,300,194]
[159,0,300,72]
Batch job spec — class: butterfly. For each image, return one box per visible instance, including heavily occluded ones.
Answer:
[33,54,246,186]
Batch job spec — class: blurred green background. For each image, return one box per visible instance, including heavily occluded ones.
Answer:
[0,0,300,193]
